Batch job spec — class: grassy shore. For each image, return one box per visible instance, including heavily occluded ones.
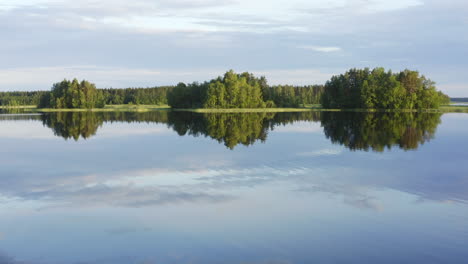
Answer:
[174,104,468,113]
[1,104,468,113]
[173,108,318,113]
[438,105,468,113]
[0,105,37,109]
[3,104,171,112]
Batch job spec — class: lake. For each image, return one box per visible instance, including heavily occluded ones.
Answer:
[0,110,467,264]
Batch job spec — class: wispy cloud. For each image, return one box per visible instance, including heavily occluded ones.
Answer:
[0,252,22,264]
[299,45,342,53]
[0,66,336,90]
[0,120,55,139]
[296,148,342,157]
[273,122,323,133]
[0,0,467,95]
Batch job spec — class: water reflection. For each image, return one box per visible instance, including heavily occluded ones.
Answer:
[166,112,321,149]
[37,111,321,148]
[1,110,442,151]
[42,112,104,140]
[321,112,442,151]
[55,111,442,151]
[0,111,467,264]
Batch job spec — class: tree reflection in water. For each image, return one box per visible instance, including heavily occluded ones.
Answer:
[32,110,442,151]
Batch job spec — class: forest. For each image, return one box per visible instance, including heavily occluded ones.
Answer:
[38,79,106,109]
[0,85,173,107]
[166,70,324,108]
[0,68,451,109]
[100,87,171,105]
[321,68,451,109]
[0,91,48,106]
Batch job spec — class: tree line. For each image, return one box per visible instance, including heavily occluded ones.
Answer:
[451,98,468,103]
[0,71,326,109]
[0,68,451,109]
[0,91,48,106]
[263,85,324,107]
[167,69,449,109]
[100,87,171,105]
[167,70,325,108]
[0,84,173,108]
[168,71,267,108]
[321,68,450,109]
[38,79,106,109]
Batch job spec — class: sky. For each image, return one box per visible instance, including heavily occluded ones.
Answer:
[0,0,467,96]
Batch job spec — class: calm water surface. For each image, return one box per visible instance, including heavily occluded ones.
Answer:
[0,111,467,264]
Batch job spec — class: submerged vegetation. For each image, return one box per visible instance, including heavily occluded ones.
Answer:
[0,68,451,110]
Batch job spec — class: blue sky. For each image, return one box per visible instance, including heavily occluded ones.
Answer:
[1,0,467,96]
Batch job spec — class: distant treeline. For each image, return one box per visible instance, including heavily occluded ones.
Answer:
[0,91,48,106]
[37,79,171,108]
[0,71,325,109]
[451,98,468,102]
[321,68,450,109]
[266,85,324,107]
[167,70,324,108]
[38,79,106,109]
[101,87,172,105]
[0,85,173,108]
[168,68,449,109]
[0,68,451,109]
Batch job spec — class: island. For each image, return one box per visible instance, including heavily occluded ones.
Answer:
[1,68,465,113]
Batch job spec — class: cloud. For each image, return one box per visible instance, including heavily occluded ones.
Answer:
[251,69,334,86]
[105,227,153,236]
[0,252,23,264]
[299,45,342,53]
[0,66,336,90]
[0,1,468,94]
[296,183,383,211]
[96,123,171,138]
[0,66,163,89]
[0,120,55,139]
[273,122,323,133]
[21,182,233,209]
[1,145,468,211]
[0,0,429,36]
[296,148,342,157]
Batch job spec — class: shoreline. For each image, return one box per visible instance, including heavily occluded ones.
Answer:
[1,104,468,113]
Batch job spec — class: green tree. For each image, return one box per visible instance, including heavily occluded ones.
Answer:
[321,67,448,109]
[39,79,105,109]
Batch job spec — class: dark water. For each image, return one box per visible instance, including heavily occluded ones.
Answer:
[0,111,467,264]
